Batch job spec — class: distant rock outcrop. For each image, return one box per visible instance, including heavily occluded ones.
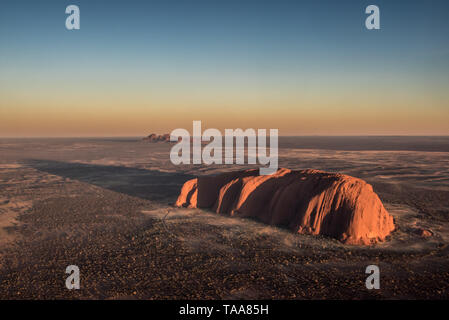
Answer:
[142,133,172,143]
[175,168,395,245]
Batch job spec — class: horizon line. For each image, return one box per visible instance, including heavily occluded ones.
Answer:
[2,134,449,139]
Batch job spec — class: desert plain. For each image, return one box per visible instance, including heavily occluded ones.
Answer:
[0,136,448,299]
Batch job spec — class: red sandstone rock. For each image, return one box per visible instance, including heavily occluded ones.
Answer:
[175,168,395,245]
[175,179,198,208]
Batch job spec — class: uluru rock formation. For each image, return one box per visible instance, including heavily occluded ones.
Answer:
[142,133,173,143]
[175,168,395,245]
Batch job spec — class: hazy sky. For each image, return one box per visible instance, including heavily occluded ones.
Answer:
[1,0,448,136]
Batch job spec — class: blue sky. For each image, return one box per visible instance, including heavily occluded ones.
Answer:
[1,0,448,136]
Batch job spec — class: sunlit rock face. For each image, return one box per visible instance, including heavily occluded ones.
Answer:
[175,168,395,245]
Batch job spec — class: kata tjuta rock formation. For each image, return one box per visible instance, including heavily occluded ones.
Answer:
[142,133,172,143]
[175,168,395,245]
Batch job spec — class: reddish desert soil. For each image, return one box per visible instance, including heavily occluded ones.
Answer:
[0,137,448,299]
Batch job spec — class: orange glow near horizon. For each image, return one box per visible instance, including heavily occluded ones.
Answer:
[2,96,449,137]
[1,1,449,137]
[1,49,449,137]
